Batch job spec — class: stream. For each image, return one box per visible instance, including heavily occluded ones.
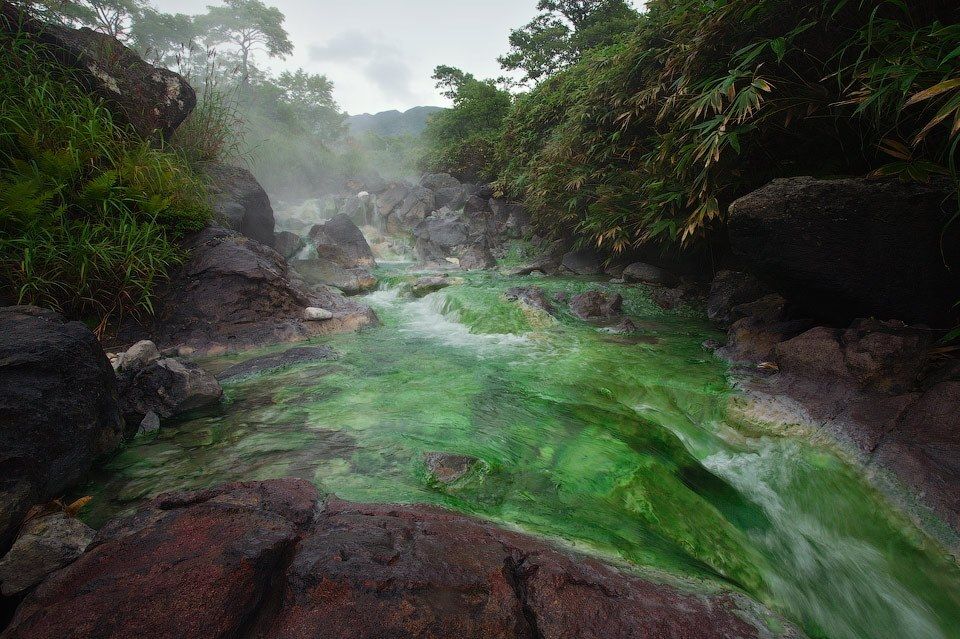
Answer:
[81,262,960,639]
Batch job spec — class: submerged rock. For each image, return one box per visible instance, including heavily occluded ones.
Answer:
[274,231,305,260]
[0,306,122,551]
[2,480,797,639]
[117,357,222,426]
[505,286,555,315]
[0,513,94,596]
[411,276,452,298]
[569,290,623,320]
[217,346,338,381]
[202,162,276,247]
[423,452,479,484]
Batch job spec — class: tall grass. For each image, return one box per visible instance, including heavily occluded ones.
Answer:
[0,29,210,333]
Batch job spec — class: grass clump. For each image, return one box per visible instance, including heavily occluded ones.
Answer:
[0,31,210,332]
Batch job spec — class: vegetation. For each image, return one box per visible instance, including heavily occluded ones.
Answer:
[0,32,209,331]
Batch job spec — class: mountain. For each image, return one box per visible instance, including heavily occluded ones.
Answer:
[347,106,445,137]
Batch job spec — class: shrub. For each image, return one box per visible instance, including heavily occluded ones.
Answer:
[0,31,209,333]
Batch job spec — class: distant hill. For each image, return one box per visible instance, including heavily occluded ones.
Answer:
[347,106,445,137]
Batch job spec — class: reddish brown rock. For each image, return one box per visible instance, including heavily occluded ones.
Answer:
[569,290,623,320]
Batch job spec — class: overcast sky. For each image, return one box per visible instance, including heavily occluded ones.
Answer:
[151,0,554,115]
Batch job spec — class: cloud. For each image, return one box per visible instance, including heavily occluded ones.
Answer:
[309,31,414,100]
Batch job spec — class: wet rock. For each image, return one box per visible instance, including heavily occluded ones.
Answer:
[137,411,160,436]
[423,452,479,484]
[708,270,767,326]
[605,317,640,335]
[413,210,495,270]
[505,286,554,315]
[561,249,603,275]
[274,231,305,260]
[729,176,960,325]
[0,5,195,139]
[308,214,376,269]
[553,291,569,304]
[0,306,122,551]
[622,262,679,287]
[0,513,94,596]
[420,173,462,191]
[202,162,276,247]
[218,346,339,381]
[125,227,377,354]
[3,479,318,639]
[391,186,436,233]
[569,290,623,320]
[303,307,334,321]
[434,185,469,210]
[117,357,222,426]
[649,282,704,311]
[720,318,812,365]
[114,339,160,373]
[293,260,378,295]
[731,294,787,325]
[457,245,496,270]
[488,198,530,238]
[412,276,452,297]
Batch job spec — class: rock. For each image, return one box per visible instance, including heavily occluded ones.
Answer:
[505,286,554,315]
[434,185,469,210]
[0,4,195,139]
[391,186,437,232]
[117,357,222,426]
[125,227,377,354]
[114,339,160,373]
[423,452,479,484]
[708,270,767,326]
[420,173,461,190]
[728,176,960,325]
[412,276,451,297]
[463,194,488,214]
[413,211,495,270]
[720,318,812,364]
[605,317,640,335]
[2,479,318,639]
[308,214,376,269]
[0,513,95,596]
[553,291,569,304]
[137,411,161,436]
[507,240,566,276]
[561,249,603,275]
[488,198,530,238]
[303,307,334,321]
[457,245,496,270]
[622,262,679,287]
[731,294,787,325]
[569,290,624,320]
[202,162,276,247]
[649,282,704,311]
[274,231,305,260]
[3,481,796,639]
[0,306,122,551]
[293,260,378,296]
[218,346,338,381]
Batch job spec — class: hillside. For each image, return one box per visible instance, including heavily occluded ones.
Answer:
[347,106,445,137]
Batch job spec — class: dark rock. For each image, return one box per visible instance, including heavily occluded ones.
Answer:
[721,318,812,364]
[218,346,338,380]
[731,294,787,325]
[391,186,436,233]
[561,249,603,275]
[622,262,679,287]
[411,276,452,298]
[569,291,623,320]
[3,479,318,639]
[117,357,222,426]
[434,185,469,210]
[308,214,376,269]
[507,240,566,276]
[604,263,627,277]
[553,291,569,304]
[420,173,461,191]
[708,270,767,326]
[0,306,122,552]
[458,245,496,270]
[0,4,195,139]
[292,259,378,296]
[202,162,276,247]
[0,513,94,596]
[605,317,640,335]
[413,211,495,270]
[649,282,704,311]
[128,227,377,355]
[728,176,960,325]
[423,452,479,484]
[274,231,305,260]
[505,286,554,315]
[488,198,530,238]
[463,194,488,214]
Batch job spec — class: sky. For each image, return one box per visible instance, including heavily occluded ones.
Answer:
[152,0,547,115]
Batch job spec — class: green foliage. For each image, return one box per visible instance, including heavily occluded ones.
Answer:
[197,0,293,82]
[496,0,960,254]
[422,66,513,181]
[0,32,209,330]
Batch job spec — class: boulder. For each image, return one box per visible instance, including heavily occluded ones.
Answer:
[394,186,437,231]
[561,249,603,275]
[303,307,334,321]
[0,4,195,139]
[720,318,812,364]
[218,346,338,381]
[202,162,276,247]
[126,226,377,354]
[622,262,679,287]
[113,339,160,373]
[488,198,530,238]
[293,259,378,296]
[728,176,960,325]
[137,411,160,436]
[411,276,452,298]
[423,452,479,484]
[606,318,640,335]
[0,306,122,551]
[3,481,797,639]
[434,185,469,210]
[308,214,376,269]
[569,291,624,320]
[420,173,461,191]
[413,211,495,270]
[504,286,554,315]
[457,245,496,270]
[116,357,222,426]
[0,513,95,596]
[274,231,305,260]
[708,270,767,326]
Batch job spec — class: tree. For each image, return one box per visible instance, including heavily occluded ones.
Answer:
[273,70,346,143]
[129,8,196,65]
[499,0,639,85]
[16,0,146,39]
[198,0,293,84]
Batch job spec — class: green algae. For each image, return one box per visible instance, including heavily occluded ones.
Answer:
[80,269,960,639]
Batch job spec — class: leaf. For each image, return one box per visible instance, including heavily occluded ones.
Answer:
[905,78,960,107]
[878,138,912,160]
[65,496,93,517]
[771,38,787,62]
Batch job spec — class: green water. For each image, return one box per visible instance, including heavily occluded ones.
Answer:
[82,267,960,639]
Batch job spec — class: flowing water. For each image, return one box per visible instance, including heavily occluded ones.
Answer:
[82,264,960,639]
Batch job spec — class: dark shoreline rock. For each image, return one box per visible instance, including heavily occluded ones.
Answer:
[3,480,799,639]
[202,162,277,248]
